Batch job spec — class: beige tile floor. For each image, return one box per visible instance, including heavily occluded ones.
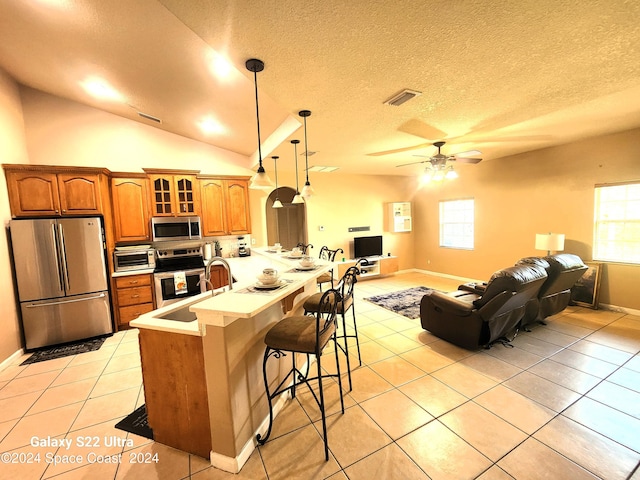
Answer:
[1,272,640,479]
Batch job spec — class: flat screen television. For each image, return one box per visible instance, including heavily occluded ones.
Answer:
[354,235,383,258]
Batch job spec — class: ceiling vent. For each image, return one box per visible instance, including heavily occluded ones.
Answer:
[300,151,317,156]
[138,111,162,123]
[384,89,422,106]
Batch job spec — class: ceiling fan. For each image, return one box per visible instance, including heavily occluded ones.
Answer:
[395,141,482,168]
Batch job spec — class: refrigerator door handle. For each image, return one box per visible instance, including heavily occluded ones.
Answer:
[24,292,106,308]
[58,223,71,291]
[51,223,64,292]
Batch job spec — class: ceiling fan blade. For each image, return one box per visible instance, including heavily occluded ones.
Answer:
[395,159,429,167]
[455,157,482,164]
[367,142,433,156]
[453,149,482,157]
[398,119,448,141]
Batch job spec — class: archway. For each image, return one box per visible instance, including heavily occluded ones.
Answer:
[265,187,307,249]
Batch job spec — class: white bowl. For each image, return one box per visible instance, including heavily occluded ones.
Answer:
[257,274,279,285]
[299,257,315,267]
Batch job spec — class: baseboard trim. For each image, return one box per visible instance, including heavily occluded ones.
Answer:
[0,348,24,373]
[412,268,482,285]
[598,303,640,316]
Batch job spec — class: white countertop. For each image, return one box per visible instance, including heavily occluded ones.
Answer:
[130,249,333,334]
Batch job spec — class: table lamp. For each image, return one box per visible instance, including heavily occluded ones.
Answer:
[535,233,565,255]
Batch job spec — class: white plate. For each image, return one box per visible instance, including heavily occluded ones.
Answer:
[287,254,303,259]
[296,265,316,271]
[254,281,285,290]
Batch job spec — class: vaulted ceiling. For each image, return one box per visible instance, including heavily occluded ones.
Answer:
[1,0,639,175]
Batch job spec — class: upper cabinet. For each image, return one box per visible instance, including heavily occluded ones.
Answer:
[111,175,151,242]
[4,166,106,217]
[144,169,200,217]
[199,176,251,236]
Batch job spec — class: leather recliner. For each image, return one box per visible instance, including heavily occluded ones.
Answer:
[516,254,588,327]
[420,264,548,350]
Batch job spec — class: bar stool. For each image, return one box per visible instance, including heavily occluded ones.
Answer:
[317,246,344,291]
[304,266,360,391]
[296,242,313,254]
[256,289,344,461]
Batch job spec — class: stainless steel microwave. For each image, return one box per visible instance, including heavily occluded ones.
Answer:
[151,216,201,242]
[114,247,155,272]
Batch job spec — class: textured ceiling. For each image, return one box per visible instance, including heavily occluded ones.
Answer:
[1,0,640,175]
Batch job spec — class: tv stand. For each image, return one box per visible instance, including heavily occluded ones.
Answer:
[337,256,398,279]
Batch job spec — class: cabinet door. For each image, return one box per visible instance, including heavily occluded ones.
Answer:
[6,171,61,216]
[225,179,251,234]
[111,177,150,242]
[208,265,229,290]
[200,179,227,236]
[149,175,174,216]
[174,175,199,216]
[58,174,102,215]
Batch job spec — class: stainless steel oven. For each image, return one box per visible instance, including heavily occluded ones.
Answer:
[153,244,206,308]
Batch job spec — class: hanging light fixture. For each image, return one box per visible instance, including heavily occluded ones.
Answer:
[271,156,283,208]
[246,59,273,190]
[298,109,315,199]
[291,139,304,204]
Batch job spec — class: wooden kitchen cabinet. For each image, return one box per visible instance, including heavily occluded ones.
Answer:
[199,176,251,236]
[114,274,155,328]
[208,264,230,289]
[111,175,151,242]
[4,167,105,217]
[144,169,200,217]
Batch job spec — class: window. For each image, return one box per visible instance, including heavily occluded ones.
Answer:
[593,182,640,264]
[439,198,474,249]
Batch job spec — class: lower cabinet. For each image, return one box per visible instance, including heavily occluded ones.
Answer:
[337,256,399,279]
[114,274,154,328]
[207,264,230,290]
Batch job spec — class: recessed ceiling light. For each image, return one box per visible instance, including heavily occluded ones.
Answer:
[208,53,233,80]
[197,116,226,135]
[80,77,125,102]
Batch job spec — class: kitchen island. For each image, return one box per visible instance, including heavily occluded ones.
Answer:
[130,250,334,472]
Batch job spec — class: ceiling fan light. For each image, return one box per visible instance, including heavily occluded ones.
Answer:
[445,167,458,180]
[433,170,445,182]
[421,169,434,183]
[272,198,283,208]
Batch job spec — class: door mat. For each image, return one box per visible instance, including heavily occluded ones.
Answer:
[20,336,109,365]
[115,405,154,440]
[364,286,435,319]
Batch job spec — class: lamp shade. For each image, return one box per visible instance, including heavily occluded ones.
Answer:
[535,233,565,253]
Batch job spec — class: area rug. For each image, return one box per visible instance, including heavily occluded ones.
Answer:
[20,336,108,365]
[115,405,154,440]
[364,286,434,319]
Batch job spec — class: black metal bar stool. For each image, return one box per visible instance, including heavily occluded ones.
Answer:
[296,242,313,254]
[256,289,344,460]
[317,246,344,291]
[303,266,361,391]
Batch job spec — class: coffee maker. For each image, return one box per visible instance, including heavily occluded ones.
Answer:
[238,236,250,257]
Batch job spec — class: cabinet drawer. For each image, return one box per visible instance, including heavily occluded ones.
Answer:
[115,275,152,289]
[117,286,153,306]
[119,303,154,324]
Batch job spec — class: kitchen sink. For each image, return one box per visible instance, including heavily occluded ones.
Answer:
[158,306,198,323]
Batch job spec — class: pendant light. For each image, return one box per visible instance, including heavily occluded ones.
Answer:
[246,59,273,190]
[271,156,283,208]
[298,110,315,199]
[291,139,304,204]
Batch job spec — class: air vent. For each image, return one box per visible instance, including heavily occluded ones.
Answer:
[348,226,370,232]
[384,89,422,106]
[138,111,162,123]
[300,151,317,156]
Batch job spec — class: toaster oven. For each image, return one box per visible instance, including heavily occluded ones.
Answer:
[114,247,155,272]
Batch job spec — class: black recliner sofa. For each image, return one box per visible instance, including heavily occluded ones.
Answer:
[420,264,548,350]
[516,254,588,328]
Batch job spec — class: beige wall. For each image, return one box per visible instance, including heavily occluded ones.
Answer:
[412,128,640,310]
[249,171,416,271]
[0,69,30,360]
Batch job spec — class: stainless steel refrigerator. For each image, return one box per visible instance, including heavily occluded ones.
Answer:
[10,217,113,350]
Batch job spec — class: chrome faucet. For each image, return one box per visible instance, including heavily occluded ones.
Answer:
[205,256,233,295]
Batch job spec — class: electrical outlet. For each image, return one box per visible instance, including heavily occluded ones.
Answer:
[251,238,256,245]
